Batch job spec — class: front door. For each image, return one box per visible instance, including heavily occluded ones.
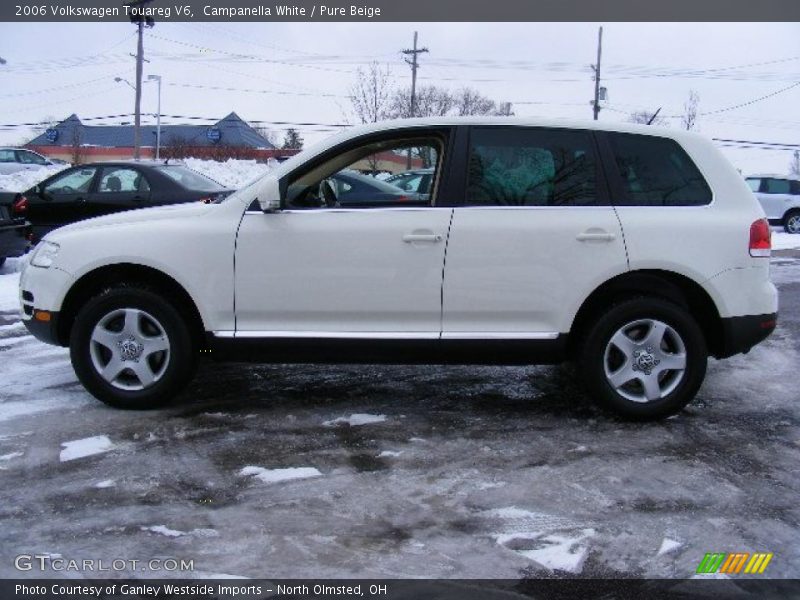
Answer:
[233,129,454,337]
[29,166,98,237]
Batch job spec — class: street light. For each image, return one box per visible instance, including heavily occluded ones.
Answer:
[114,76,135,90]
[147,75,162,161]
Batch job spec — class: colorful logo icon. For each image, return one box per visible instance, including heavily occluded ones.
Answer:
[696,552,773,575]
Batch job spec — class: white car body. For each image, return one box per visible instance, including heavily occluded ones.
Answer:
[18,117,779,419]
[746,173,800,233]
[0,148,56,175]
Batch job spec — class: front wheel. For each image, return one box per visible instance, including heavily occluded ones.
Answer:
[70,285,197,409]
[579,298,707,420]
[784,210,800,234]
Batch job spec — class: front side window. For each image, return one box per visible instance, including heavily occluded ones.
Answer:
[764,178,791,194]
[98,167,148,193]
[608,133,712,206]
[286,134,445,209]
[44,168,97,194]
[466,127,599,206]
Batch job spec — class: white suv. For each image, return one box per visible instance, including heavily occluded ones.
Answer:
[746,174,800,234]
[19,118,778,420]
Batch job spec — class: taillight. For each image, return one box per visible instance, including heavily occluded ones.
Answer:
[12,195,28,215]
[396,195,408,202]
[749,218,771,257]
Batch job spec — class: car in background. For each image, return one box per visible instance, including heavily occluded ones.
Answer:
[385,168,435,200]
[746,174,800,233]
[0,194,32,267]
[309,169,428,208]
[0,161,232,239]
[0,148,61,175]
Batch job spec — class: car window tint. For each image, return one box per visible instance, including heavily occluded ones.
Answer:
[17,151,46,165]
[466,127,599,207]
[0,150,15,162]
[764,178,791,194]
[608,133,712,206]
[154,166,225,192]
[746,178,761,193]
[44,168,97,194]
[98,168,145,193]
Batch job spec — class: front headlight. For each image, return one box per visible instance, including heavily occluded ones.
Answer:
[30,241,60,268]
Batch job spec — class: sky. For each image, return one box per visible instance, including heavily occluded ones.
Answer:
[0,21,798,175]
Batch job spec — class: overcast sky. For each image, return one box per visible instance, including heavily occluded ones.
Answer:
[0,21,798,174]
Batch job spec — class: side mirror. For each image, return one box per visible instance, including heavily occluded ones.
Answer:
[255,176,281,213]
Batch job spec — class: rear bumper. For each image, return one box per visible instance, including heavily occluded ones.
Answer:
[0,221,31,258]
[717,313,777,358]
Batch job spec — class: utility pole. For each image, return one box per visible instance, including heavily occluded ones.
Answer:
[591,26,603,121]
[148,75,162,160]
[126,0,155,160]
[401,31,428,167]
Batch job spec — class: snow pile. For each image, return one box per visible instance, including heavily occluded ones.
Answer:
[0,165,67,193]
[59,435,115,461]
[238,466,322,484]
[772,231,800,251]
[184,158,274,189]
[323,413,387,427]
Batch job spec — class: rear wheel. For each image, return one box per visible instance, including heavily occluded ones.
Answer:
[784,210,800,234]
[579,297,707,420]
[69,285,197,409]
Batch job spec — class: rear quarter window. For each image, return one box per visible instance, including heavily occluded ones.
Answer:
[607,133,712,206]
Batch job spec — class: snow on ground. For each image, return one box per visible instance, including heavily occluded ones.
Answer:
[59,435,115,461]
[0,165,67,193]
[323,413,387,427]
[238,466,322,484]
[772,230,800,251]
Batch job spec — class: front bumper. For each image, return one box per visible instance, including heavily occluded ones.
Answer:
[717,313,777,358]
[22,309,63,345]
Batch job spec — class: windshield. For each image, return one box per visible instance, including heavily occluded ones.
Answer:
[155,166,226,192]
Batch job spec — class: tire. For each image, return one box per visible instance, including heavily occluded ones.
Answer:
[69,285,197,409]
[0,257,6,268]
[784,210,800,234]
[578,297,707,420]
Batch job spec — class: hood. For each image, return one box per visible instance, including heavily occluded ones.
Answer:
[46,202,213,240]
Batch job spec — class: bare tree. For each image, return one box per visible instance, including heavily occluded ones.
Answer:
[253,126,278,148]
[350,62,393,124]
[494,101,515,116]
[69,128,85,165]
[160,134,191,160]
[790,150,800,177]
[388,85,454,119]
[629,110,668,127]
[682,90,700,131]
[453,88,496,116]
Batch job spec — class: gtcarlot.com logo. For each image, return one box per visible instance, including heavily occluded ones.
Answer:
[14,554,194,572]
[696,552,773,575]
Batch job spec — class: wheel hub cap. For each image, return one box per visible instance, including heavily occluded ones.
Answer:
[118,336,144,362]
[632,346,660,375]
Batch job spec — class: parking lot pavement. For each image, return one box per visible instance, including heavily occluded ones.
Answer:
[0,257,798,579]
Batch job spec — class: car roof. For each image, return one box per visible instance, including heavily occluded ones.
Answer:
[747,173,800,181]
[65,160,185,168]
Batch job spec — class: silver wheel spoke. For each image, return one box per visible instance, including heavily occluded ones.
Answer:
[608,363,637,388]
[610,330,635,355]
[91,327,117,351]
[639,374,663,402]
[101,356,127,383]
[642,320,667,349]
[131,360,156,387]
[142,336,169,356]
[658,352,687,372]
[122,308,142,337]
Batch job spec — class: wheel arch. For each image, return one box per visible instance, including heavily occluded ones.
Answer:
[57,263,206,348]
[568,269,725,358]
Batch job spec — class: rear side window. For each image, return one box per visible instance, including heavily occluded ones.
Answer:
[608,133,712,206]
[466,127,600,206]
[746,178,762,193]
[763,178,791,194]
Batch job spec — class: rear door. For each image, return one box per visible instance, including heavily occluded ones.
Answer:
[85,166,151,220]
[442,126,628,338]
[760,178,793,221]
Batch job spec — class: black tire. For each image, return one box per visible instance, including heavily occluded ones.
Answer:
[0,257,6,268]
[784,210,800,234]
[69,285,197,409]
[578,297,707,420]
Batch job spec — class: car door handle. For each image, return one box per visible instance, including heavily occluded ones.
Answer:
[403,233,443,243]
[576,230,615,242]
[76,197,85,203]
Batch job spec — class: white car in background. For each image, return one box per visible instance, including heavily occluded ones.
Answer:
[746,174,800,234]
[0,148,61,175]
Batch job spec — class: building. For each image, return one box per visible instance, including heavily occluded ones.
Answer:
[26,112,291,162]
